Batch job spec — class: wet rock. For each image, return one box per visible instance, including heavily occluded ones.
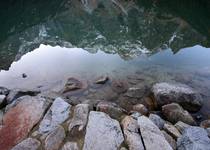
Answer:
[96,101,126,120]
[174,121,190,133]
[11,138,41,150]
[152,82,203,112]
[162,103,196,125]
[95,76,109,84]
[69,104,89,132]
[177,126,210,150]
[63,77,84,93]
[163,123,181,139]
[39,97,71,133]
[207,128,210,137]
[111,79,128,94]
[121,116,144,150]
[22,73,27,78]
[162,131,177,150]
[44,125,66,150]
[6,89,40,105]
[125,86,146,99]
[83,111,124,150]
[149,114,165,129]
[0,110,3,125]
[137,116,172,150]
[200,119,210,128]
[0,95,6,108]
[0,87,9,95]
[61,142,79,150]
[0,96,49,150]
[132,104,148,115]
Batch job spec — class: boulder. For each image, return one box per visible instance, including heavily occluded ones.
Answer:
[200,119,210,128]
[152,82,203,112]
[61,142,79,150]
[162,103,196,125]
[174,121,190,133]
[132,104,148,115]
[162,131,177,150]
[111,79,128,94]
[149,114,165,129]
[83,111,124,150]
[125,86,146,99]
[163,123,181,139]
[130,111,142,120]
[137,116,172,150]
[207,128,210,137]
[39,97,71,133]
[11,138,41,150]
[63,77,85,93]
[69,104,89,131]
[44,125,66,150]
[177,126,210,150]
[96,101,126,120]
[121,116,144,150]
[0,96,49,150]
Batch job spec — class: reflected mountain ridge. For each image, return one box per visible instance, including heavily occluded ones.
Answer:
[0,0,209,69]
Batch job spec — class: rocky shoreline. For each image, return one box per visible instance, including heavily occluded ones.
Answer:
[0,76,210,150]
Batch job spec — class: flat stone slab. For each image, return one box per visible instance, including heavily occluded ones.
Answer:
[0,96,49,150]
[138,116,172,150]
[83,111,124,150]
[39,97,71,133]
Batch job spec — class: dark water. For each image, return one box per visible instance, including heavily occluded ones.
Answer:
[0,0,210,116]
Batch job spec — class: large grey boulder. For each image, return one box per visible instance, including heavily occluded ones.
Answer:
[162,103,196,125]
[177,126,210,150]
[69,104,89,131]
[121,116,144,150]
[137,116,172,150]
[83,111,124,150]
[11,138,41,150]
[44,125,66,150]
[39,97,71,133]
[152,82,203,112]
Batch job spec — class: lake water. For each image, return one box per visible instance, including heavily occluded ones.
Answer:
[0,0,210,117]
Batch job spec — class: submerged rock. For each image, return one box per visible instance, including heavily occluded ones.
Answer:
[96,101,126,120]
[162,131,177,150]
[149,113,165,129]
[125,86,146,99]
[39,97,71,133]
[61,142,79,150]
[0,95,6,108]
[121,116,144,150]
[11,138,41,150]
[95,76,109,84]
[137,116,172,150]
[162,103,196,125]
[132,104,148,116]
[200,119,210,128]
[0,96,49,150]
[63,77,86,93]
[177,126,210,150]
[0,87,9,95]
[111,79,128,94]
[174,121,190,133]
[83,111,124,150]
[69,104,89,132]
[152,82,203,112]
[44,125,66,150]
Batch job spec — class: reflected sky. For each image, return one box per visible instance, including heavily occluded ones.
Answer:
[0,44,210,91]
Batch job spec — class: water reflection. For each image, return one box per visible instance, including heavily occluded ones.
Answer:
[0,0,209,69]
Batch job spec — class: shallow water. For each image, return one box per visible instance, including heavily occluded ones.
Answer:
[0,0,210,117]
